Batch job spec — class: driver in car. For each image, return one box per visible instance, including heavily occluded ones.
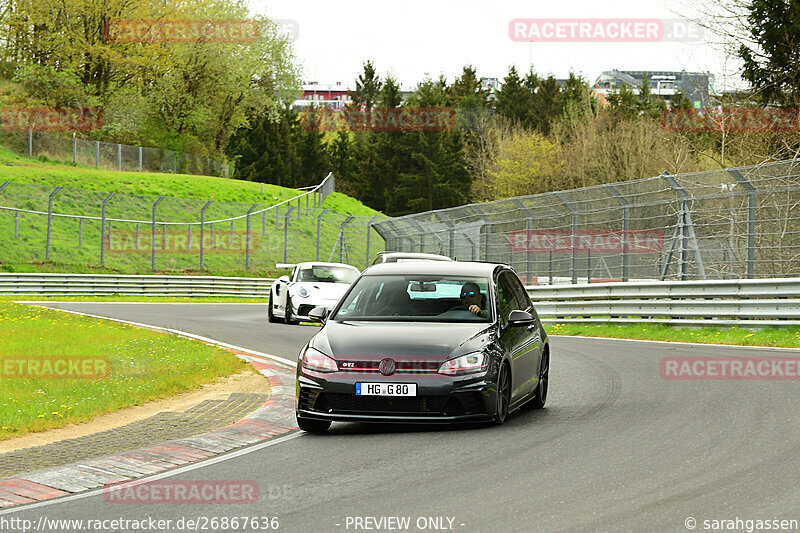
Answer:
[460,282,488,318]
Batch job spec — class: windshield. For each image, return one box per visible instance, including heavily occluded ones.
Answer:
[298,266,359,284]
[332,275,491,322]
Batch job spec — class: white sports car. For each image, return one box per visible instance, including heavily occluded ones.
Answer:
[268,262,360,324]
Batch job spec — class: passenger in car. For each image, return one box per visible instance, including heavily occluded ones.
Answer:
[460,282,488,318]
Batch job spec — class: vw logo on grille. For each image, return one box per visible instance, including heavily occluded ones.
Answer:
[379,358,396,376]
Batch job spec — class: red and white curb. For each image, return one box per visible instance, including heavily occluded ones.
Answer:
[0,345,299,509]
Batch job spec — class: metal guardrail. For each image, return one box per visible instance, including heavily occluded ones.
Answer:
[528,278,800,327]
[0,273,273,297]
[5,274,799,327]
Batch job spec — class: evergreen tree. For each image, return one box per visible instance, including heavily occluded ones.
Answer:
[227,108,301,187]
[349,60,383,110]
[496,66,529,124]
[739,0,800,107]
[529,74,563,135]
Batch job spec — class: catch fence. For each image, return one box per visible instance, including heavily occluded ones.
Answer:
[374,159,800,283]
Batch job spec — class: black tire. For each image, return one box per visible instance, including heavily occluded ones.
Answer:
[268,293,279,323]
[297,416,330,433]
[528,349,549,409]
[494,362,511,424]
[284,295,294,325]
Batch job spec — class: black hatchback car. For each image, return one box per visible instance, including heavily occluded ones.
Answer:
[295,262,550,432]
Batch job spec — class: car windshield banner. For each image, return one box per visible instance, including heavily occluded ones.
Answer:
[508,229,664,254]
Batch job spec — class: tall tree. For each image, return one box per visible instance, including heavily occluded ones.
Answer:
[495,66,528,124]
[348,60,382,110]
[738,0,800,107]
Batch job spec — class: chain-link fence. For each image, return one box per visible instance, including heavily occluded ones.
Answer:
[373,159,800,284]
[1,130,231,178]
[0,172,387,273]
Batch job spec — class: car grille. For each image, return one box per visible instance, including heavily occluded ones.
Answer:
[297,304,315,317]
[337,360,440,374]
[319,393,448,415]
[443,392,486,416]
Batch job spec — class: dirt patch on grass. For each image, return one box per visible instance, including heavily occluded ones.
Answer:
[0,368,269,454]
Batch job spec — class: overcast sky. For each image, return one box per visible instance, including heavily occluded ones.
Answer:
[245,0,745,91]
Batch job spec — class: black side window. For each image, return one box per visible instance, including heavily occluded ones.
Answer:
[496,273,520,324]
[506,272,532,312]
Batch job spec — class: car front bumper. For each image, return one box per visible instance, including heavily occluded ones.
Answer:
[295,372,498,424]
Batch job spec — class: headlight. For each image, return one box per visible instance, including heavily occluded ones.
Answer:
[300,347,338,373]
[438,352,488,376]
[297,286,309,298]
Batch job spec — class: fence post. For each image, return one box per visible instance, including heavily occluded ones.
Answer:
[230,220,234,248]
[512,199,535,284]
[151,196,165,271]
[187,224,191,250]
[297,198,301,220]
[0,182,9,239]
[316,209,329,261]
[604,184,630,282]
[306,193,309,215]
[365,215,380,265]
[139,146,143,171]
[95,141,100,168]
[136,223,140,249]
[200,200,213,269]
[284,206,295,263]
[662,172,706,280]
[470,206,490,261]
[100,193,115,266]
[78,218,82,248]
[275,205,280,230]
[556,192,579,284]
[728,169,757,278]
[72,134,77,165]
[45,187,63,260]
[117,143,122,171]
[15,212,19,238]
[28,129,33,157]
[246,203,257,270]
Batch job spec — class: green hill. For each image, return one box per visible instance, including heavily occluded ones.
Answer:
[0,147,386,276]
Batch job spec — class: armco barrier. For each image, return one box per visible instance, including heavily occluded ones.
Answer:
[0,273,273,297]
[529,278,800,327]
[4,274,800,327]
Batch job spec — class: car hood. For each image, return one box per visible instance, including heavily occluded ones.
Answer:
[311,321,493,361]
[293,282,350,300]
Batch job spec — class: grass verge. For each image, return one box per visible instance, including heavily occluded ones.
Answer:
[546,322,800,349]
[0,301,252,441]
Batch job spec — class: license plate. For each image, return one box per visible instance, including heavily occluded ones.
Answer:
[355,383,417,396]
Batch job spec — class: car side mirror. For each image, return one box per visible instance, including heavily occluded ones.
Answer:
[508,309,534,328]
[308,306,329,323]
[278,275,290,283]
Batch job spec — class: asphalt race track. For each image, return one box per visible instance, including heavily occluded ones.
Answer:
[6,302,800,532]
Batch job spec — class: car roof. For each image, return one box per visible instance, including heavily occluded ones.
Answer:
[363,261,507,277]
[296,262,359,270]
[374,252,452,262]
